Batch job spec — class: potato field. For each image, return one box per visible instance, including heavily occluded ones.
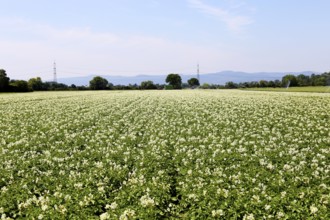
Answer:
[0,90,329,219]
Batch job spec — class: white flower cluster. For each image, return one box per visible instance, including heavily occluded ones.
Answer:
[140,195,155,207]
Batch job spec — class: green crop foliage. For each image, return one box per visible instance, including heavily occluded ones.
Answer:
[0,90,329,219]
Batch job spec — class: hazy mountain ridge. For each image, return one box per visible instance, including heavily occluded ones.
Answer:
[58,71,315,86]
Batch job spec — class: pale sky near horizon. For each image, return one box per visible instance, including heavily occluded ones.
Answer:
[1,0,330,80]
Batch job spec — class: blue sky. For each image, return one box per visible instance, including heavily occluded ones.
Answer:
[1,0,330,80]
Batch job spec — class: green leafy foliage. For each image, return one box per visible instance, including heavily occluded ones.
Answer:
[166,74,182,89]
[9,80,30,92]
[28,77,43,91]
[0,69,10,92]
[187,78,200,87]
[140,81,157,90]
[90,76,109,90]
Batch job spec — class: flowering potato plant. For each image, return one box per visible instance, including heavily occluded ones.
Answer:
[0,90,329,219]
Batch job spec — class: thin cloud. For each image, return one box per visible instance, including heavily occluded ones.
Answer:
[187,0,253,32]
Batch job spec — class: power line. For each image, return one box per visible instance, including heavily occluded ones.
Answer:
[11,64,211,80]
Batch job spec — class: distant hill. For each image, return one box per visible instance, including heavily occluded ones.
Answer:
[58,71,315,86]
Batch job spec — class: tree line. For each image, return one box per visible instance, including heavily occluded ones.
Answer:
[1,68,329,92]
[224,72,330,89]
[0,70,199,92]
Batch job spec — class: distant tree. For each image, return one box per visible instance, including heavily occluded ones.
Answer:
[89,76,109,90]
[9,80,30,92]
[155,84,165,90]
[259,80,268,88]
[238,82,249,88]
[267,80,275,88]
[324,72,330,86]
[282,74,298,87]
[247,81,259,88]
[0,69,10,92]
[164,85,174,90]
[28,77,43,91]
[128,83,139,90]
[225,81,238,89]
[42,82,52,90]
[108,83,114,90]
[296,74,310,86]
[70,84,77,89]
[187,78,200,87]
[43,82,68,90]
[140,80,157,90]
[77,85,88,90]
[165,73,182,89]
[274,80,282,87]
[313,76,326,86]
[112,84,131,90]
[208,84,218,89]
[310,74,319,86]
[201,83,210,89]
